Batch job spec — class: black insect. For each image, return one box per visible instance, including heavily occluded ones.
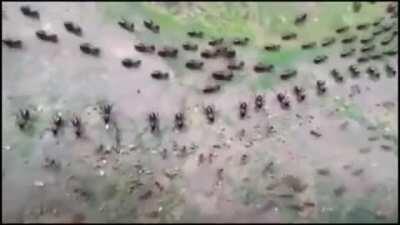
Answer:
[385,64,396,77]
[216,46,236,58]
[254,62,274,72]
[2,39,22,49]
[360,44,375,53]
[208,38,224,46]
[280,69,297,80]
[336,25,350,34]
[239,102,247,119]
[182,42,198,51]
[16,109,30,130]
[282,32,297,41]
[277,93,290,109]
[369,53,382,60]
[353,2,362,13]
[341,35,357,44]
[36,30,58,43]
[118,19,134,32]
[348,64,361,77]
[204,105,215,124]
[202,84,221,94]
[382,49,397,56]
[313,55,328,64]
[51,114,64,136]
[80,43,100,56]
[294,13,307,25]
[121,58,141,68]
[366,66,380,79]
[360,35,374,44]
[330,69,344,83]
[148,112,159,133]
[71,116,82,138]
[232,37,249,46]
[64,21,82,36]
[134,43,155,53]
[100,104,112,125]
[240,154,248,165]
[227,60,244,70]
[158,46,178,58]
[151,70,169,80]
[316,80,327,95]
[212,70,233,81]
[382,22,395,32]
[174,112,185,130]
[187,31,203,38]
[321,37,336,47]
[372,17,384,26]
[372,27,384,36]
[255,95,264,111]
[356,23,370,30]
[301,41,316,50]
[185,59,204,70]
[381,34,395,45]
[357,56,370,63]
[310,130,322,137]
[264,44,281,52]
[20,6,39,19]
[200,49,218,58]
[143,19,159,33]
[340,48,355,58]
[293,86,306,102]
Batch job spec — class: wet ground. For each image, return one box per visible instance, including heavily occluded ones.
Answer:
[2,2,398,223]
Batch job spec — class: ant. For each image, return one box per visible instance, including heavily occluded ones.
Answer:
[174,112,185,130]
[255,95,264,111]
[202,84,221,94]
[239,102,247,119]
[204,105,215,124]
[143,20,159,33]
[36,30,58,43]
[20,6,39,19]
[80,43,100,56]
[71,116,82,138]
[121,58,141,68]
[148,112,159,133]
[64,22,82,36]
[118,19,134,32]
[2,39,22,49]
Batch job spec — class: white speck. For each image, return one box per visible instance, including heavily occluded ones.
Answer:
[37,105,44,112]
[280,16,287,23]
[34,181,45,187]
[334,96,341,101]
[3,145,11,151]
[99,170,105,176]
[43,23,52,31]
[273,207,279,212]
[384,127,391,133]
[102,160,107,165]
[105,124,110,130]
[371,162,378,167]
[57,112,62,117]
[158,206,163,212]
[313,17,319,22]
